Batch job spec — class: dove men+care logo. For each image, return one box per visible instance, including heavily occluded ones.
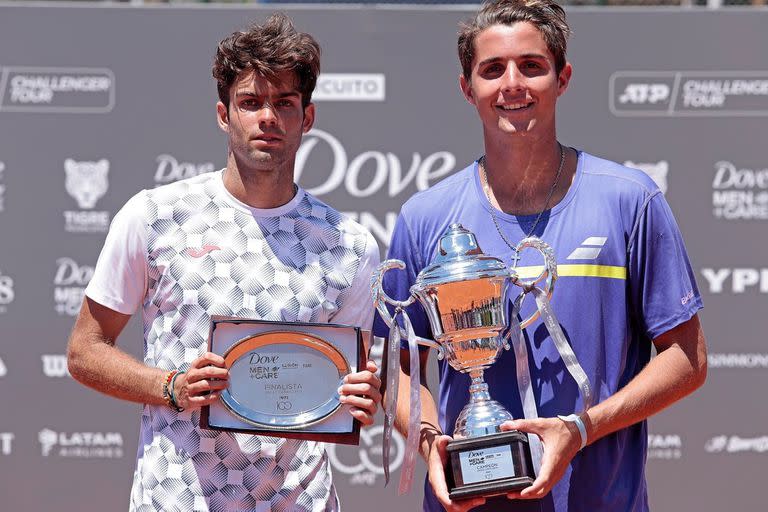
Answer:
[53,257,94,316]
[63,158,110,233]
[711,160,768,220]
[294,128,456,249]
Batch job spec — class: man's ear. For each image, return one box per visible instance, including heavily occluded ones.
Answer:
[557,62,573,97]
[459,74,476,106]
[302,103,316,134]
[216,101,229,133]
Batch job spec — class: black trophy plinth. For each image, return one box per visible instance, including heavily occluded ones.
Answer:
[445,430,535,500]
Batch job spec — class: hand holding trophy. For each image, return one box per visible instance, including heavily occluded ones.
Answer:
[372,223,592,501]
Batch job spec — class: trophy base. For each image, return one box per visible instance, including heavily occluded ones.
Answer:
[445,430,535,501]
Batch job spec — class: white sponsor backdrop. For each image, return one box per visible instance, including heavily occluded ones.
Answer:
[0,5,766,511]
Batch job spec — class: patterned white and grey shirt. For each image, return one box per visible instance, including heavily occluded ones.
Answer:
[86,170,379,512]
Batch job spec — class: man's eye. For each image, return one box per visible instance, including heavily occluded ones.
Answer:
[240,99,258,109]
[276,99,294,108]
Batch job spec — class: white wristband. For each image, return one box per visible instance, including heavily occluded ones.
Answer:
[558,414,588,450]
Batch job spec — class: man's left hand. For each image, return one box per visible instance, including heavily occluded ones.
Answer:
[338,360,381,426]
[500,417,582,500]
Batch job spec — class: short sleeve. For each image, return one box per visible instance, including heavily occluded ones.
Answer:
[84,191,149,315]
[628,191,703,340]
[372,212,433,343]
[330,231,380,330]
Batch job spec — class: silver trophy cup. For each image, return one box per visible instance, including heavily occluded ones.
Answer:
[373,223,557,499]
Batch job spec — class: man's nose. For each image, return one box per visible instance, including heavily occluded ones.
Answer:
[501,64,524,93]
[257,104,278,125]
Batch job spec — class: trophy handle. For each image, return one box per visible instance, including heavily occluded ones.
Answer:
[512,237,558,329]
[371,259,445,358]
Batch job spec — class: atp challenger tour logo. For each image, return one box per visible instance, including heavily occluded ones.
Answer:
[294,128,456,248]
[38,428,123,458]
[63,158,111,233]
[53,257,94,316]
[611,71,768,117]
[0,66,115,113]
[327,425,405,485]
[712,160,768,220]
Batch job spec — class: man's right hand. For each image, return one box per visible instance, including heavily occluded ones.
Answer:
[173,352,230,409]
[427,434,486,512]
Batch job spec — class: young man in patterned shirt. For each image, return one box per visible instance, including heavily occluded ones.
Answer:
[67,14,381,511]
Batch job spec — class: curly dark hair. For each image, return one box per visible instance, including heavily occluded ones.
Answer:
[458,0,571,82]
[213,13,321,109]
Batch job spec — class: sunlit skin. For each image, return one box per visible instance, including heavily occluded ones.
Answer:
[459,22,577,216]
[216,69,315,209]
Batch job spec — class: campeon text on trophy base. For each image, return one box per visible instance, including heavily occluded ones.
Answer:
[372,223,558,500]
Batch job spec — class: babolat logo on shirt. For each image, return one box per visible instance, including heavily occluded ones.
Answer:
[63,159,110,233]
[611,71,768,116]
[0,67,114,113]
[38,428,123,458]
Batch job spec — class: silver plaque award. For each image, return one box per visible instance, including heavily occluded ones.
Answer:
[201,317,366,445]
[373,224,592,499]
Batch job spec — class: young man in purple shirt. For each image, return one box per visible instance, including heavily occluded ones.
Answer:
[376,1,707,511]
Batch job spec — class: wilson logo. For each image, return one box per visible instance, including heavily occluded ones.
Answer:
[42,355,70,378]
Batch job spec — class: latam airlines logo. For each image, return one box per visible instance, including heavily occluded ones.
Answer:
[0,268,15,314]
[610,71,768,117]
[712,160,768,220]
[648,433,682,460]
[624,160,668,194]
[700,268,768,294]
[154,154,215,186]
[42,355,71,378]
[706,435,768,454]
[0,66,115,113]
[39,428,123,458]
[326,425,405,485]
[294,128,456,248]
[63,159,110,233]
[54,257,94,316]
[0,433,14,455]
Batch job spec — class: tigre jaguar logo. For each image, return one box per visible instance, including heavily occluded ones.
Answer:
[64,158,109,209]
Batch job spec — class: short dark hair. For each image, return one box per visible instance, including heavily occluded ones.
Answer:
[458,0,571,81]
[213,13,321,109]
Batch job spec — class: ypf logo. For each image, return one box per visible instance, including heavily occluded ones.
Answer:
[154,154,215,185]
[0,269,14,314]
[624,160,669,194]
[700,268,768,294]
[42,355,70,378]
[53,257,94,316]
[326,425,405,486]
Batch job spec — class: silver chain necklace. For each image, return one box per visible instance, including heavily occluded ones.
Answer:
[479,143,565,262]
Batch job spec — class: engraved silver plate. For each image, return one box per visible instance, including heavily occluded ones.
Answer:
[220,331,350,430]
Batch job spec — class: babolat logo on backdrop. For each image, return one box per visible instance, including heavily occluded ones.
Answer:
[54,257,94,316]
[0,160,6,212]
[624,160,668,194]
[63,158,111,233]
[700,268,768,294]
[705,435,768,454]
[313,74,385,102]
[610,71,768,116]
[648,434,683,460]
[0,67,114,113]
[0,268,15,314]
[294,128,456,248]
[0,433,14,455]
[38,428,123,458]
[42,355,71,378]
[711,160,768,220]
[154,154,215,185]
[326,425,404,485]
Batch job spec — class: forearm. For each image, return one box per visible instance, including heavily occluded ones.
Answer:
[67,332,167,406]
[393,370,442,461]
[584,319,707,445]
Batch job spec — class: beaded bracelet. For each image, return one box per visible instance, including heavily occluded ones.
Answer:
[168,370,186,412]
[162,370,184,412]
